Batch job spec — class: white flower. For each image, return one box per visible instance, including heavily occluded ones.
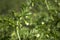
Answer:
[36,34,40,38]
[42,22,45,25]
[25,16,28,18]
[26,23,29,25]
[25,21,29,26]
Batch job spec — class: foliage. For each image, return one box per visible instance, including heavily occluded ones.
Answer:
[0,0,60,40]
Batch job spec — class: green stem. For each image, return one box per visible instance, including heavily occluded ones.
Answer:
[16,21,21,40]
[45,0,49,10]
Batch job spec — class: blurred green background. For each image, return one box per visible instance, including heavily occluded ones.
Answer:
[0,0,60,40]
